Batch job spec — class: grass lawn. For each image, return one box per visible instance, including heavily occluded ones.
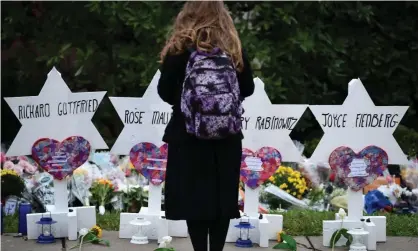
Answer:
[4,210,418,236]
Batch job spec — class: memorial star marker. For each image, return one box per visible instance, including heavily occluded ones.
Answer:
[4,67,108,157]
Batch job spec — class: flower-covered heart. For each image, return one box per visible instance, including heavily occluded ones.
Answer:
[240,147,282,189]
[32,136,91,180]
[329,145,388,191]
[129,142,168,186]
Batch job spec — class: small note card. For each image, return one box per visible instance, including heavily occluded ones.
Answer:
[244,157,263,171]
[347,158,369,177]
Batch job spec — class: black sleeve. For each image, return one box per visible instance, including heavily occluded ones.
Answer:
[157,54,180,105]
[237,50,255,98]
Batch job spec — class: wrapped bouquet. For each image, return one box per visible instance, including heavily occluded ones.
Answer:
[72,164,94,206]
[401,157,418,189]
[90,179,116,215]
[263,165,309,209]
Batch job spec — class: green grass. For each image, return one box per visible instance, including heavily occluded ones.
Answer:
[280,210,335,236]
[96,211,121,231]
[276,210,418,236]
[4,210,418,236]
[4,213,18,233]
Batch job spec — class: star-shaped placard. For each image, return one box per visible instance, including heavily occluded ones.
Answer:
[309,79,409,165]
[241,78,308,162]
[109,70,172,155]
[4,67,108,157]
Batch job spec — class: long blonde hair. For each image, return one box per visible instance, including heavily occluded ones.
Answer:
[160,1,244,71]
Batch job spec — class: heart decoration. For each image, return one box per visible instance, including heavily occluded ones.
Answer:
[240,147,282,189]
[32,136,91,180]
[329,145,388,191]
[129,142,168,186]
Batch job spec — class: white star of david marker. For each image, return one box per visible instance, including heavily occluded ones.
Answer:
[309,78,409,165]
[3,67,108,157]
[109,70,171,155]
[241,78,308,162]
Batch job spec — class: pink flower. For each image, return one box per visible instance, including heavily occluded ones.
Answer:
[3,160,15,170]
[18,160,37,174]
[0,152,6,163]
[110,154,119,165]
[4,160,23,176]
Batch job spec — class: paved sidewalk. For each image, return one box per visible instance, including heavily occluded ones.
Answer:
[1,231,417,251]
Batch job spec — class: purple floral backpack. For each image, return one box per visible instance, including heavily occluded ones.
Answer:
[180,47,243,139]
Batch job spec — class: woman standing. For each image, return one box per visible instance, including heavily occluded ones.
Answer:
[158,1,255,250]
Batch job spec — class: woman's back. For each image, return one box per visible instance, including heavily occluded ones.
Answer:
[157,1,255,251]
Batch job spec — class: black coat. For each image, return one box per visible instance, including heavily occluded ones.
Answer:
[158,50,255,220]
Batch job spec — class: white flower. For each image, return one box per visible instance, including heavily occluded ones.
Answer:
[143,185,149,192]
[158,236,173,248]
[338,208,346,219]
[404,190,412,197]
[79,228,89,236]
[127,185,140,193]
[378,185,397,205]
[99,205,105,215]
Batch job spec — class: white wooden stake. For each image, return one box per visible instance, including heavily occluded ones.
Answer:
[346,80,364,221]
[148,183,162,214]
[347,188,364,221]
[53,179,68,212]
[243,185,260,218]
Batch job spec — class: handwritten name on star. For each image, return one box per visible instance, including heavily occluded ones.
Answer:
[123,109,173,125]
[240,116,298,130]
[17,99,100,119]
[320,113,400,128]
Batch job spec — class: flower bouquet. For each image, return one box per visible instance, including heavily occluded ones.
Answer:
[72,164,93,206]
[262,166,308,210]
[377,182,418,213]
[103,166,126,191]
[298,158,331,188]
[2,160,24,176]
[1,169,25,199]
[401,157,418,189]
[70,225,110,250]
[118,157,137,177]
[90,179,115,215]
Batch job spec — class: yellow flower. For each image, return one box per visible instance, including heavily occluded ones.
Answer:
[0,169,18,177]
[279,183,288,189]
[286,189,290,193]
[277,230,285,242]
[297,195,302,199]
[269,176,275,182]
[90,225,102,238]
[96,179,113,188]
[129,162,135,169]
[292,192,296,196]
